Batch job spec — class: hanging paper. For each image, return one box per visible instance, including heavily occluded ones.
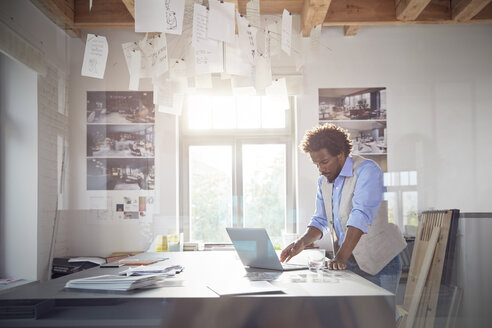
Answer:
[255,55,272,90]
[164,0,185,35]
[195,73,213,88]
[195,41,223,75]
[208,0,235,44]
[81,34,108,79]
[135,0,165,32]
[266,78,289,110]
[192,3,217,52]
[122,41,140,74]
[151,35,169,78]
[246,0,260,28]
[281,9,292,56]
[237,13,258,64]
[128,50,142,90]
[224,36,252,77]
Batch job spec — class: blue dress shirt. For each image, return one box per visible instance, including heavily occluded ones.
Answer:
[308,156,384,246]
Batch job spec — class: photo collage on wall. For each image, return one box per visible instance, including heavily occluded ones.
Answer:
[87,91,155,220]
[318,88,387,172]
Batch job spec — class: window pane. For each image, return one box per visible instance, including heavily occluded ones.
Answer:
[402,191,418,227]
[212,96,235,129]
[384,192,397,224]
[189,146,232,242]
[237,96,261,129]
[188,95,212,129]
[242,144,286,248]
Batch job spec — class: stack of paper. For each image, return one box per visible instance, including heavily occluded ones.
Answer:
[120,264,184,276]
[65,274,161,291]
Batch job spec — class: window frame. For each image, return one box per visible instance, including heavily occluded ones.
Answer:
[179,97,296,242]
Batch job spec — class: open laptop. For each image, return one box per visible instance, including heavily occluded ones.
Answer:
[226,228,307,271]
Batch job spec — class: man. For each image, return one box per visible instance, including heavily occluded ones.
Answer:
[280,123,406,295]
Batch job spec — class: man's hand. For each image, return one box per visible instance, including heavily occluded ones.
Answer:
[328,255,347,270]
[280,239,305,263]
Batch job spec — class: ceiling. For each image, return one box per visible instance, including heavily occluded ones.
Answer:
[31,0,492,38]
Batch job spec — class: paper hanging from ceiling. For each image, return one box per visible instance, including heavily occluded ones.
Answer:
[195,73,213,89]
[246,0,260,27]
[195,41,224,75]
[81,34,108,79]
[224,36,252,77]
[281,9,292,56]
[135,0,165,32]
[255,55,272,90]
[207,0,235,44]
[164,0,185,35]
[192,3,217,52]
[266,78,289,110]
[128,50,141,90]
[237,13,258,65]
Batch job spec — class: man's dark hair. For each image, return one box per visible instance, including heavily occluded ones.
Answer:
[299,123,352,157]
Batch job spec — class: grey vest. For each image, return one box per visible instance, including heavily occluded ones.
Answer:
[321,155,406,275]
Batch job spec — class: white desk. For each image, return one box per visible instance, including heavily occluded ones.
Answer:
[0,251,395,327]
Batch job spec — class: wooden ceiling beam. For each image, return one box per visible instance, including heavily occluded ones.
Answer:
[74,0,134,29]
[396,0,433,21]
[30,0,81,38]
[121,0,135,19]
[301,0,332,37]
[452,0,492,21]
[344,25,360,35]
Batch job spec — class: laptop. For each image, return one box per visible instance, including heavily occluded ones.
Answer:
[226,228,308,271]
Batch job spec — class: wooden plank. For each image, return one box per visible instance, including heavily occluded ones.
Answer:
[344,25,360,35]
[406,227,440,328]
[74,0,134,28]
[453,0,492,21]
[121,0,135,19]
[396,0,433,21]
[30,0,81,37]
[301,0,332,36]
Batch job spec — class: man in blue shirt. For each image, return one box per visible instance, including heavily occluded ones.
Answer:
[280,124,405,295]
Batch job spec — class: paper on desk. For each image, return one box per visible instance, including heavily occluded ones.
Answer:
[207,280,283,296]
[237,13,257,65]
[81,34,108,79]
[135,0,165,32]
[121,264,184,276]
[208,0,235,44]
[281,9,292,56]
[163,0,185,35]
[68,257,106,265]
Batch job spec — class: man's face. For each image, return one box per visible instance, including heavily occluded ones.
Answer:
[310,148,346,183]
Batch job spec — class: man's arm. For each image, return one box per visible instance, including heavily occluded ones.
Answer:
[328,226,362,270]
[280,226,322,263]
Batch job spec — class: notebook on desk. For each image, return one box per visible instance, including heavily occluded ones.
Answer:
[226,228,307,271]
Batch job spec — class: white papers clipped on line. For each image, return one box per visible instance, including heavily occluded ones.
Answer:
[65,274,162,291]
[164,0,186,35]
[128,49,142,91]
[281,9,292,56]
[224,37,252,77]
[192,3,217,52]
[266,78,290,110]
[208,0,235,44]
[81,34,108,79]
[139,35,169,78]
[194,41,224,75]
[135,0,165,32]
[237,13,258,65]
[246,0,260,27]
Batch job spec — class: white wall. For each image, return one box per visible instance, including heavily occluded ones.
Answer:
[297,24,492,241]
[0,53,38,281]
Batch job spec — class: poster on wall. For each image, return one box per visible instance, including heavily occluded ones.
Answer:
[318,87,387,171]
[86,91,156,221]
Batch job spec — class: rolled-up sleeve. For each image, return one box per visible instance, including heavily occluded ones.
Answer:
[308,176,330,238]
[346,161,384,234]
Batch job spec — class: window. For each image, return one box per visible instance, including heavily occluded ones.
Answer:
[384,171,418,236]
[181,95,295,247]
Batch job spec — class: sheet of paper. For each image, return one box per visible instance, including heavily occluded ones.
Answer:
[281,9,292,56]
[207,0,235,44]
[169,59,187,80]
[164,0,185,35]
[192,3,217,52]
[150,35,169,77]
[81,34,108,79]
[195,73,213,88]
[195,41,223,75]
[207,280,283,296]
[135,0,165,32]
[246,0,260,28]
[237,13,258,64]
[158,94,184,115]
[129,50,142,91]
[122,41,140,74]
[255,55,272,90]
[224,36,252,77]
[266,78,289,110]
